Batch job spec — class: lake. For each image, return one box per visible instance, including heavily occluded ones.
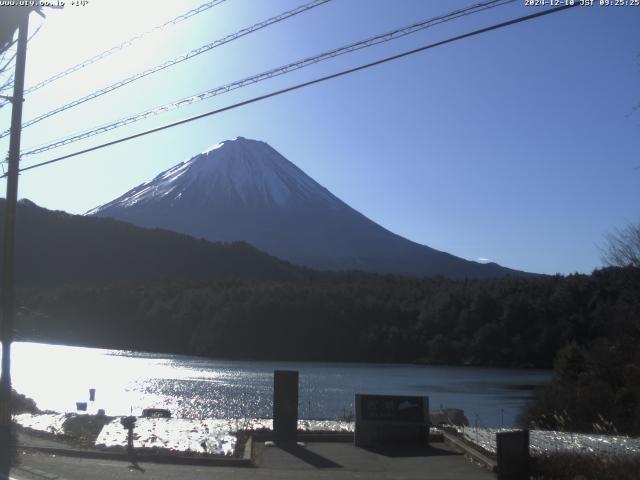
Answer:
[7,341,551,427]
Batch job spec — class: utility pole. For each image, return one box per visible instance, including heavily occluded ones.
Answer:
[0,9,30,471]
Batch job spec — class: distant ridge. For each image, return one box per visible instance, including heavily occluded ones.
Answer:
[89,137,531,279]
[0,199,304,288]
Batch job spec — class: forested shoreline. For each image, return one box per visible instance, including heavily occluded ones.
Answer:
[13,266,640,434]
[16,266,639,367]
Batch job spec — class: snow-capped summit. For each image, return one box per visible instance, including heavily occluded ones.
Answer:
[89,137,524,279]
[88,137,340,214]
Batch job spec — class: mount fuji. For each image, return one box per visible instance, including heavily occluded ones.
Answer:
[88,137,525,279]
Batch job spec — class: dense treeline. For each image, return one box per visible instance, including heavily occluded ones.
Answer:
[16,267,639,367]
[520,267,640,434]
[15,267,640,434]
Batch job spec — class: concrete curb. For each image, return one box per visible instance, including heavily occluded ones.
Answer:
[441,431,497,472]
[251,431,443,444]
[250,431,355,443]
[17,443,255,468]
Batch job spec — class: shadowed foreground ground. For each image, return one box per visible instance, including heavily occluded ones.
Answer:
[7,441,495,480]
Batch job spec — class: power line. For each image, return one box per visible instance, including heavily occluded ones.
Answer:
[3,3,578,179]
[0,24,42,100]
[0,0,228,110]
[18,0,516,157]
[0,0,333,139]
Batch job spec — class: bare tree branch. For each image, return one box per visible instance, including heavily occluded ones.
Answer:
[0,51,17,74]
[0,75,13,93]
[601,222,640,268]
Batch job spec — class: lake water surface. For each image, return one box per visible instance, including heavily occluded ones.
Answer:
[8,341,551,427]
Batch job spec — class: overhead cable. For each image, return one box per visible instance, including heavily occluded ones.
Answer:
[19,0,515,156]
[4,2,579,179]
[0,0,228,109]
[0,0,333,138]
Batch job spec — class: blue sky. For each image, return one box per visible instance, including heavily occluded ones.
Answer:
[0,0,638,275]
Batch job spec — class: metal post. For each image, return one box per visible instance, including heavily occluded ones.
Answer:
[0,10,30,470]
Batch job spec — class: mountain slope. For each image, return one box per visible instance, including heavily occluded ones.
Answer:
[89,137,528,279]
[0,199,304,287]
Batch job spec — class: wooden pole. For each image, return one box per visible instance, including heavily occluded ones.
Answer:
[0,9,29,471]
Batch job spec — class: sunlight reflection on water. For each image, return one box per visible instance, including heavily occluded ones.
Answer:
[7,341,550,426]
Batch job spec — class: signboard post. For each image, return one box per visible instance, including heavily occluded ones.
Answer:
[354,394,429,448]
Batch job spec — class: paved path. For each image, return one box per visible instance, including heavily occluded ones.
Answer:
[7,441,495,480]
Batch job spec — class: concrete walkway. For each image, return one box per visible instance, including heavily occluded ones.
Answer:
[9,440,495,480]
[255,441,495,479]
